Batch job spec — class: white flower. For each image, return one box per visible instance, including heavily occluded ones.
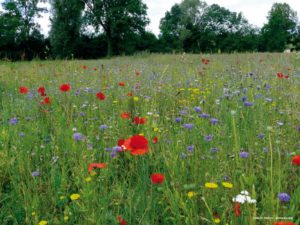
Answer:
[241,190,249,196]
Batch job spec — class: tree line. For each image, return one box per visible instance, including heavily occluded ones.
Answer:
[0,0,299,60]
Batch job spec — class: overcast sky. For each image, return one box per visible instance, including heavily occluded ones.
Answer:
[1,0,300,36]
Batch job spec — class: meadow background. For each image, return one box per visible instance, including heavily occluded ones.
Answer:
[0,53,299,225]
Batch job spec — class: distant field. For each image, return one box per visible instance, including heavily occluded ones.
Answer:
[0,53,299,225]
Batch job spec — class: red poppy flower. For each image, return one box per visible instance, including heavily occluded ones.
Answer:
[60,84,71,92]
[82,65,88,69]
[121,112,130,119]
[88,163,107,173]
[151,173,165,184]
[284,75,289,79]
[93,67,97,71]
[291,155,300,166]
[118,82,125,86]
[234,203,241,217]
[127,92,133,97]
[116,215,126,225]
[19,86,29,94]
[41,97,51,105]
[122,135,149,155]
[274,222,296,225]
[96,92,105,100]
[38,86,46,96]
[202,58,210,65]
[153,136,158,144]
[277,72,284,79]
[133,116,146,124]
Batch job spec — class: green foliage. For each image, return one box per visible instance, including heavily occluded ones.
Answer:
[82,0,149,57]
[159,0,260,53]
[261,3,298,52]
[49,0,85,59]
[0,0,47,60]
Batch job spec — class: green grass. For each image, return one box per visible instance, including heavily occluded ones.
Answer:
[0,53,299,225]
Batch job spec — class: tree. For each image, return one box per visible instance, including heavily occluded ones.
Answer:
[261,3,298,52]
[0,0,46,59]
[82,0,149,57]
[49,0,85,58]
[199,4,258,52]
[159,0,207,52]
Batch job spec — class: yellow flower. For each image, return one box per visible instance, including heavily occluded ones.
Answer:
[64,216,69,221]
[31,211,36,216]
[85,177,92,182]
[38,220,48,225]
[133,97,139,101]
[214,218,221,224]
[90,171,97,176]
[153,127,159,132]
[204,182,218,189]
[187,191,196,199]
[222,182,233,189]
[70,193,80,201]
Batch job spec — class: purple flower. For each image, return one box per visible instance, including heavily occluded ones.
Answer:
[240,151,249,158]
[73,132,83,141]
[297,126,300,132]
[210,118,218,125]
[179,110,188,115]
[242,96,247,102]
[199,113,210,119]
[277,193,290,202]
[31,171,40,177]
[9,117,18,125]
[19,132,25,137]
[80,112,85,117]
[244,101,253,107]
[99,124,108,130]
[257,133,265,139]
[175,117,182,123]
[112,146,122,152]
[194,106,202,113]
[255,94,262,99]
[204,135,213,141]
[183,124,194,130]
[187,145,194,152]
[110,151,117,158]
[210,148,219,153]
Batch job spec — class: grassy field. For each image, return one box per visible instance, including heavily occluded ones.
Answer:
[0,53,299,225]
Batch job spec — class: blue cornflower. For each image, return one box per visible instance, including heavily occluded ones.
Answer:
[175,117,182,123]
[277,193,290,202]
[31,171,40,177]
[183,124,194,130]
[9,117,18,125]
[187,145,194,152]
[194,106,202,113]
[244,101,253,107]
[199,113,210,119]
[204,135,213,141]
[210,118,218,125]
[99,124,108,130]
[73,132,83,141]
[240,151,249,158]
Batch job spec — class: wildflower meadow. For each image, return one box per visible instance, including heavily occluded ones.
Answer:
[0,53,299,225]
